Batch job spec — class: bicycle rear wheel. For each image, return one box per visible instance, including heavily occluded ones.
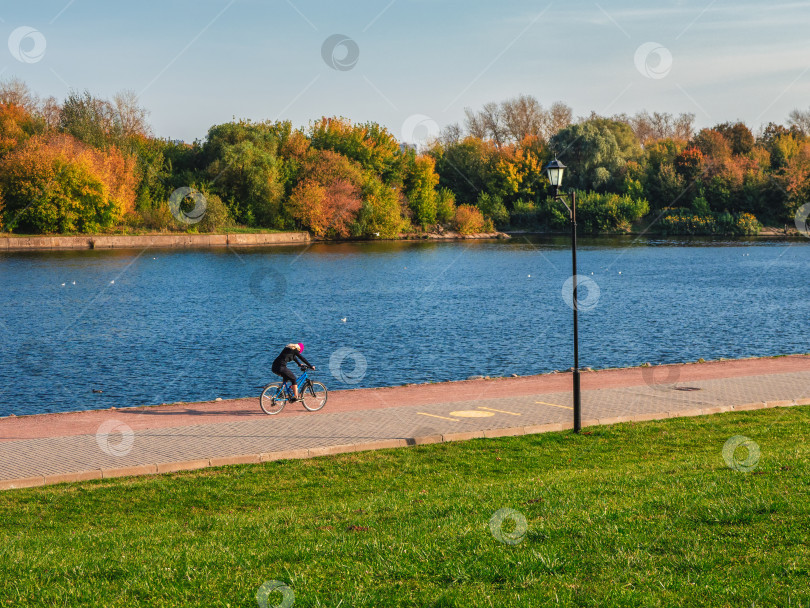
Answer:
[300,381,328,412]
[260,383,286,415]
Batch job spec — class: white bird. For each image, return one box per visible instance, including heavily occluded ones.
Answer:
[60,283,65,287]
[341,318,347,323]
[527,274,531,278]
[375,232,380,236]
[72,281,76,285]
[110,280,115,284]
[618,271,622,275]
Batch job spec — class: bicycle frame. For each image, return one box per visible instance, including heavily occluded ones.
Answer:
[278,369,310,398]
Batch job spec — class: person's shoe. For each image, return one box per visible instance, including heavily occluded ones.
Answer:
[288,396,297,403]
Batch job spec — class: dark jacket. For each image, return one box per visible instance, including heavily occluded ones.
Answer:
[272,347,311,372]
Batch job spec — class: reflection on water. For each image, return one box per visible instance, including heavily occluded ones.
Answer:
[1,236,808,416]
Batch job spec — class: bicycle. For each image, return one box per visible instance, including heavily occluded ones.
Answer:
[260,364,328,415]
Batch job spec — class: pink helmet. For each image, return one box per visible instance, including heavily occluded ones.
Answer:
[297,343,304,352]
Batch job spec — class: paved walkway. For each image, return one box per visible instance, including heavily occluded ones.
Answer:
[1,356,809,490]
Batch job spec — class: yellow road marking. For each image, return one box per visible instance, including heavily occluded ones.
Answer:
[418,412,460,422]
[478,406,521,416]
[535,401,573,410]
[449,410,494,418]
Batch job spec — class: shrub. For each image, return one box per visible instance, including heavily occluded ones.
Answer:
[510,199,541,227]
[735,212,761,235]
[453,204,491,235]
[543,191,649,233]
[196,190,233,233]
[658,209,761,235]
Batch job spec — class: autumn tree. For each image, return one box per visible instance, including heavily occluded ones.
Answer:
[0,134,136,233]
[621,111,694,144]
[674,147,705,183]
[0,78,39,114]
[0,102,43,156]
[788,108,810,136]
[463,96,572,144]
[714,122,754,156]
[309,117,404,186]
[287,149,364,237]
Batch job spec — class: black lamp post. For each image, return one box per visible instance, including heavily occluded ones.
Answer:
[544,158,581,433]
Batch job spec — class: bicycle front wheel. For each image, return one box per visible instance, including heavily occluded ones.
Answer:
[300,381,328,412]
[260,383,286,415]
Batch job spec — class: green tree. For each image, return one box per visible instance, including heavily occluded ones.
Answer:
[435,187,456,223]
[549,120,629,191]
[430,137,494,205]
[202,120,286,226]
[353,175,409,238]
[404,155,439,228]
[476,192,508,228]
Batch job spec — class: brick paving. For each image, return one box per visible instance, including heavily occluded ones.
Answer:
[1,356,809,490]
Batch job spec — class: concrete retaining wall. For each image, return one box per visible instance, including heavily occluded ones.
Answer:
[0,232,310,251]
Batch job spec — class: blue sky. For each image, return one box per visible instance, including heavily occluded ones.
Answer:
[2,0,809,142]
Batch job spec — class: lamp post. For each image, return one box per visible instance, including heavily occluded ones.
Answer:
[544,158,581,433]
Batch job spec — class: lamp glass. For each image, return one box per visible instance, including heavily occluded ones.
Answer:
[544,159,566,188]
[547,165,564,187]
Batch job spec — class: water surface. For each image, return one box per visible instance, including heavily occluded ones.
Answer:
[1,236,808,416]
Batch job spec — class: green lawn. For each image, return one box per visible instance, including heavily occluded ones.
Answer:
[1,407,809,607]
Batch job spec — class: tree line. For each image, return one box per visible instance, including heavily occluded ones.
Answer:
[1,79,808,237]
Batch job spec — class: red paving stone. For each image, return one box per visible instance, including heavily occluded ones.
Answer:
[1,355,808,442]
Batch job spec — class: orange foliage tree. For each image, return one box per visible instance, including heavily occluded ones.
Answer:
[287,149,364,237]
[0,103,43,157]
[0,134,136,233]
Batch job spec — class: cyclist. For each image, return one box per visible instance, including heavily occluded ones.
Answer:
[272,343,314,402]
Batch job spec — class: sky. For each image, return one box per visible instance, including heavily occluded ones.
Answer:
[1,0,809,143]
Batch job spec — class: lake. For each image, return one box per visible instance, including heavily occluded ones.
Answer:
[1,236,808,417]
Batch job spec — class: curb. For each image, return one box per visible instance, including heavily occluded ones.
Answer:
[0,398,806,491]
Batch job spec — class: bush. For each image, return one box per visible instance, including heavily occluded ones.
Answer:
[453,204,491,235]
[137,205,175,231]
[543,191,649,233]
[196,190,233,233]
[658,209,761,235]
[735,212,761,235]
[509,199,542,227]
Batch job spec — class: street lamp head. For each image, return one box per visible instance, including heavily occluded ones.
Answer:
[544,158,566,189]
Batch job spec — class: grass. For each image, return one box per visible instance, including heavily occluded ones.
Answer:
[1,407,809,607]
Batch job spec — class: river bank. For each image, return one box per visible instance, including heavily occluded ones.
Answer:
[0,232,312,251]
[0,230,511,251]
